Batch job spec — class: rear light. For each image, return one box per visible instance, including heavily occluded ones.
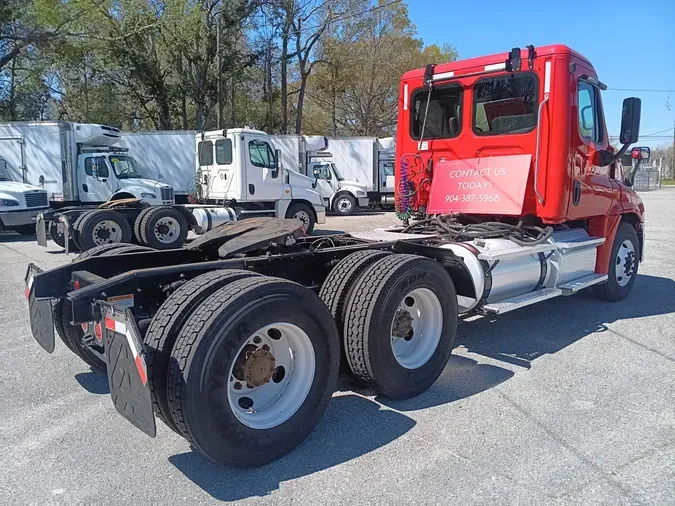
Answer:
[81,322,89,332]
[94,322,103,342]
[73,280,81,290]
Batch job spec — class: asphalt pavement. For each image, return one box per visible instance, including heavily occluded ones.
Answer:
[1,193,674,505]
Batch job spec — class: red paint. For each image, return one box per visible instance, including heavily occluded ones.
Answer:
[396,44,644,271]
[428,155,532,215]
[588,215,621,275]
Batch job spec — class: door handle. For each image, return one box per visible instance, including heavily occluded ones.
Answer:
[573,180,581,207]
[82,183,88,193]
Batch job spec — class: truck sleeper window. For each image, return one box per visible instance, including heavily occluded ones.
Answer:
[215,139,233,164]
[410,83,462,140]
[473,72,538,135]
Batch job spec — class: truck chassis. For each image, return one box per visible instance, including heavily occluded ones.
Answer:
[24,215,640,467]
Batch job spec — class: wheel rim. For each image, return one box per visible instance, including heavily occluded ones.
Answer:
[615,239,636,287]
[92,220,122,245]
[293,210,311,228]
[337,198,352,213]
[227,322,316,429]
[154,217,180,244]
[390,288,443,369]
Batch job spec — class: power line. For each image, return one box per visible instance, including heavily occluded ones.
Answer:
[606,88,675,93]
[294,0,403,35]
[642,127,674,136]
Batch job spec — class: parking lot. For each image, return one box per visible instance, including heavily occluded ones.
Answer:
[1,190,674,505]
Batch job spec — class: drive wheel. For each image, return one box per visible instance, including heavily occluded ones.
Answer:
[285,203,316,234]
[167,276,340,467]
[343,254,458,398]
[593,223,640,301]
[333,194,356,215]
[77,210,132,251]
[144,269,261,433]
[138,206,188,249]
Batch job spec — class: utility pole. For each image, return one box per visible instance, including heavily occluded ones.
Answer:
[217,18,223,130]
[671,120,675,179]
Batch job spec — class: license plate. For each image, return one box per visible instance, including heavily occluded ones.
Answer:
[100,302,156,437]
[25,264,55,353]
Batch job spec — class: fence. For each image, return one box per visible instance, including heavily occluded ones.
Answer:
[633,163,661,191]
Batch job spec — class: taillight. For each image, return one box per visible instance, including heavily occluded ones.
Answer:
[94,322,103,342]
[73,280,80,290]
[81,322,89,332]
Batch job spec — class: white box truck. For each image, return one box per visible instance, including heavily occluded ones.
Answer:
[0,155,49,235]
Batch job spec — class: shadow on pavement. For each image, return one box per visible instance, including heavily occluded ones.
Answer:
[75,371,110,394]
[169,394,415,501]
[0,232,36,242]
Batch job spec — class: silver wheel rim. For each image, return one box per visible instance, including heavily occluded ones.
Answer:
[615,239,636,287]
[293,210,311,228]
[92,220,123,245]
[390,288,443,369]
[227,322,316,429]
[337,198,352,213]
[154,217,180,244]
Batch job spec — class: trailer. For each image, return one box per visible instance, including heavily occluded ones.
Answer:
[24,44,648,469]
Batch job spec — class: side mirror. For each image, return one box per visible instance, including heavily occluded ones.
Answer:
[591,149,615,167]
[271,148,281,178]
[312,167,321,178]
[619,98,641,145]
[632,146,650,161]
[156,173,164,182]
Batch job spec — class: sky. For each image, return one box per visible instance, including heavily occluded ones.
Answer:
[406,0,675,151]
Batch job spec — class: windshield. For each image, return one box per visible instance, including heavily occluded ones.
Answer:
[109,155,144,179]
[331,163,345,181]
[0,159,12,181]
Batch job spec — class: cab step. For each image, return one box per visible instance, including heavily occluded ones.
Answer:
[559,273,608,295]
[482,288,562,314]
[551,229,605,250]
[477,243,555,261]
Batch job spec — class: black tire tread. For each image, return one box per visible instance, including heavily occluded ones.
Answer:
[139,206,188,249]
[593,223,639,301]
[143,269,260,432]
[78,209,132,251]
[166,276,284,439]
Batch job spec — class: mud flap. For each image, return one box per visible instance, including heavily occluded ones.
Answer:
[25,263,55,353]
[36,213,48,247]
[100,302,156,437]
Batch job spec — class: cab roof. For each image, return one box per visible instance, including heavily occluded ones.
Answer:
[401,44,594,81]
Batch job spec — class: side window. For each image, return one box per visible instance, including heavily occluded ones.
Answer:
[578,81,596,142]
[85,157,109,178]
[249,140,275,168]
[198,140,214,165]
[382,162,394,176]
[215,139,232,165]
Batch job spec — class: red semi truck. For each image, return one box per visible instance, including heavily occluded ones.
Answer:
[24,44,649,467]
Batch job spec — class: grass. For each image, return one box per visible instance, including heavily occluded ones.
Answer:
[661,179,675,185]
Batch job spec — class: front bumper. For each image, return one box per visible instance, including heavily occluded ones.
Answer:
[0,208,47,227]
[315,205,326,225]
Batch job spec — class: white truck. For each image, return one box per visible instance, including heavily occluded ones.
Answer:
[0,157,49,235]
[193,128,326,233]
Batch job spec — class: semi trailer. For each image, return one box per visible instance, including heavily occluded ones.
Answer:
[24,44,648,468]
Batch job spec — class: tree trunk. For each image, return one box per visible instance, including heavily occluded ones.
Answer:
[8,54,17,120]
[280,32,289,134]
[295,74,307,134]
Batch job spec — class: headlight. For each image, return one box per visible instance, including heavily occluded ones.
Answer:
[0,199,20,207]
[355,190,366,197]
[141,193,157,199]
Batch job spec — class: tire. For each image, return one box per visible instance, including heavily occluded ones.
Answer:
[285,203,316,235]
[13,224,36,235]
[71,211,94,252]
[77,209,132,251]
[133,210,145,244]
[319,249,391,376]
[49,219,77,251]
[593,223,640,301]
[166,276,340,467]
[143,269,261,434]
[53,243,154,369]
[343,254,458,398]
[138,206,189,249]
[332,194,356,215]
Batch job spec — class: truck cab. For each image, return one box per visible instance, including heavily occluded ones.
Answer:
[396,44,646,275]
[0,157,49,234]
[72,125,175,205]
[195,128,325,232]
[309,160,369,215]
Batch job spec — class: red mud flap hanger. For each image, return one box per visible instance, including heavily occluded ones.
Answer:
[98,301,156,437]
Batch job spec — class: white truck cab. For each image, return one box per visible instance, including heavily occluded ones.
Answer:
[73,125,175,205]
[309,161,369,215]
[194,128,325,233]
[0,158,49,234]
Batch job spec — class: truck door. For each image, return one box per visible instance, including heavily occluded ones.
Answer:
[244,136,284,201]
[79,155,113,202]
[379,159,395,195]
[310,163,336,202]
[567,71,615,219]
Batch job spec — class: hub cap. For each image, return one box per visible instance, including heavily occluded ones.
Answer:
[154,217,180,244]
[390,288,443,369]
[337,197,353,213]
[615,239,636,287]
[293,210,311,229]
[227,322,315,429]
[92,220,122,245]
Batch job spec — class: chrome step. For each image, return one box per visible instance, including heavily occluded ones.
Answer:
[559,273,608,295]
[483,288,562,314]
[551,229,605,250]
[477,243,556,261]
